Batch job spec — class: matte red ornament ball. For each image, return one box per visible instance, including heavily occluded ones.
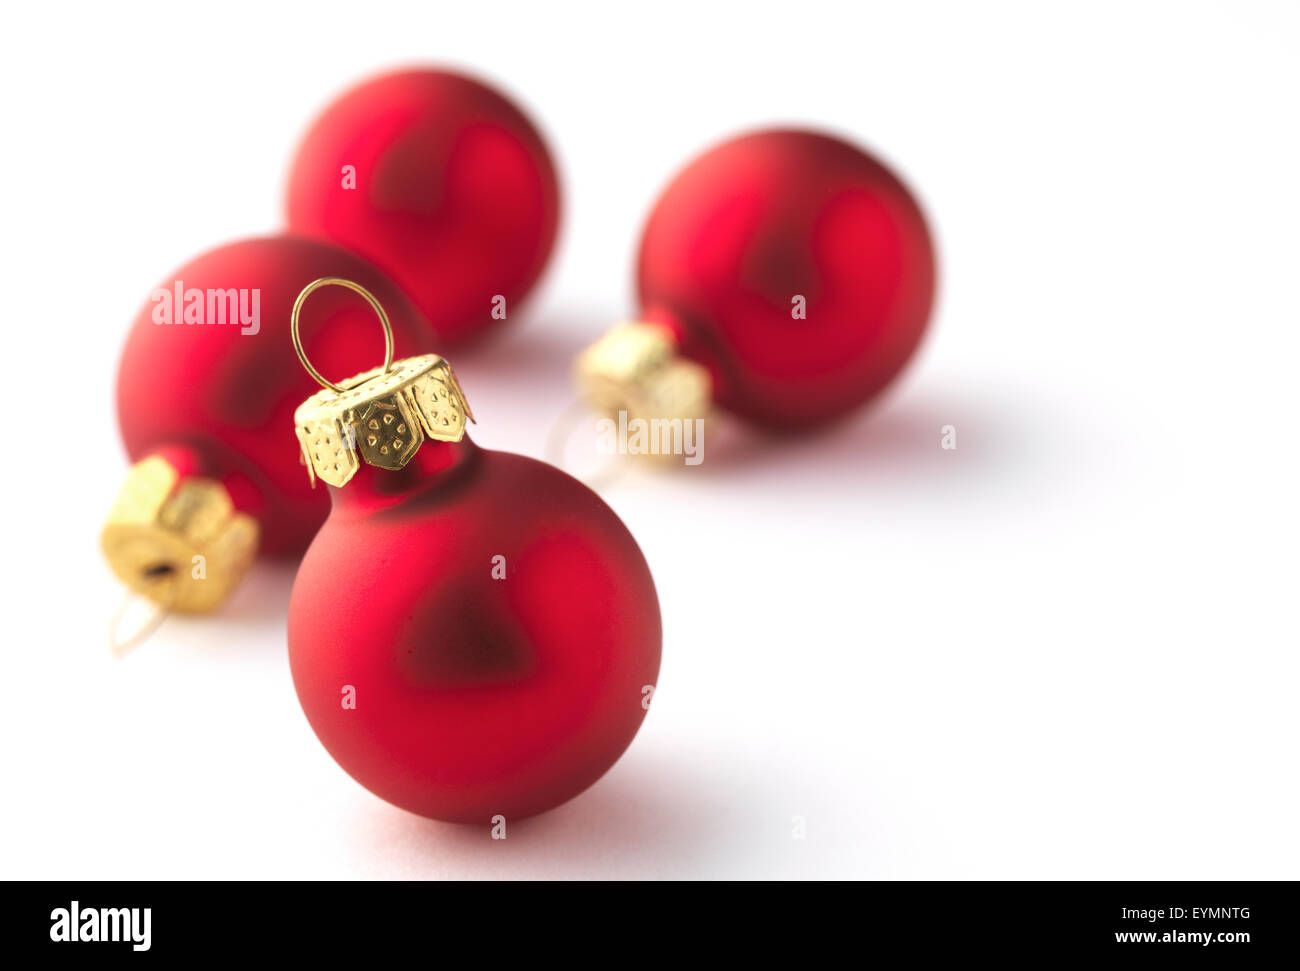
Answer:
[115,236,430,556]
[288,438,661,823]
[637,128,937,428]
[286,68,560,347]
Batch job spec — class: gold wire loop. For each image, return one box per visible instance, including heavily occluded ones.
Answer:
[107,573,180,659]
[545,398,630,492]
[290,277,395,393]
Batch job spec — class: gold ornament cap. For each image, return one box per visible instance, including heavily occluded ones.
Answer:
[100,455,259,613]
[290,277,473,489]
[294,353,473,487]
[575,321,711,425]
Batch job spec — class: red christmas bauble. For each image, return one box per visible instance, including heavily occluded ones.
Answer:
[637,128,936,428]
[115,236,429,556]
[288,438,661,823]
[285,68,560,347]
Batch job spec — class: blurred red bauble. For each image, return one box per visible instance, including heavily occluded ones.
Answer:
[288,344,660,823]
[104,236,429,612]
[285,68,560,347]
[580,129,935,431]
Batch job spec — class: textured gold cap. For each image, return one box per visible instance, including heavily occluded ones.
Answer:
[575,322,711,425]
[294,353,473,488]
[101,455,259,613]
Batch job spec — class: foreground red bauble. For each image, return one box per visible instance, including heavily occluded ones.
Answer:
[579,129,935,431]
[105,237,429,611]
[287,346,660,822]
[286,68,560,347]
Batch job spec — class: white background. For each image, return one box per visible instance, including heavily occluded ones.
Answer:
[1,1,1297,879]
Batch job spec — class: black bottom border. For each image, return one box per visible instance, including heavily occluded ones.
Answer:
[5,880,1291,959]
